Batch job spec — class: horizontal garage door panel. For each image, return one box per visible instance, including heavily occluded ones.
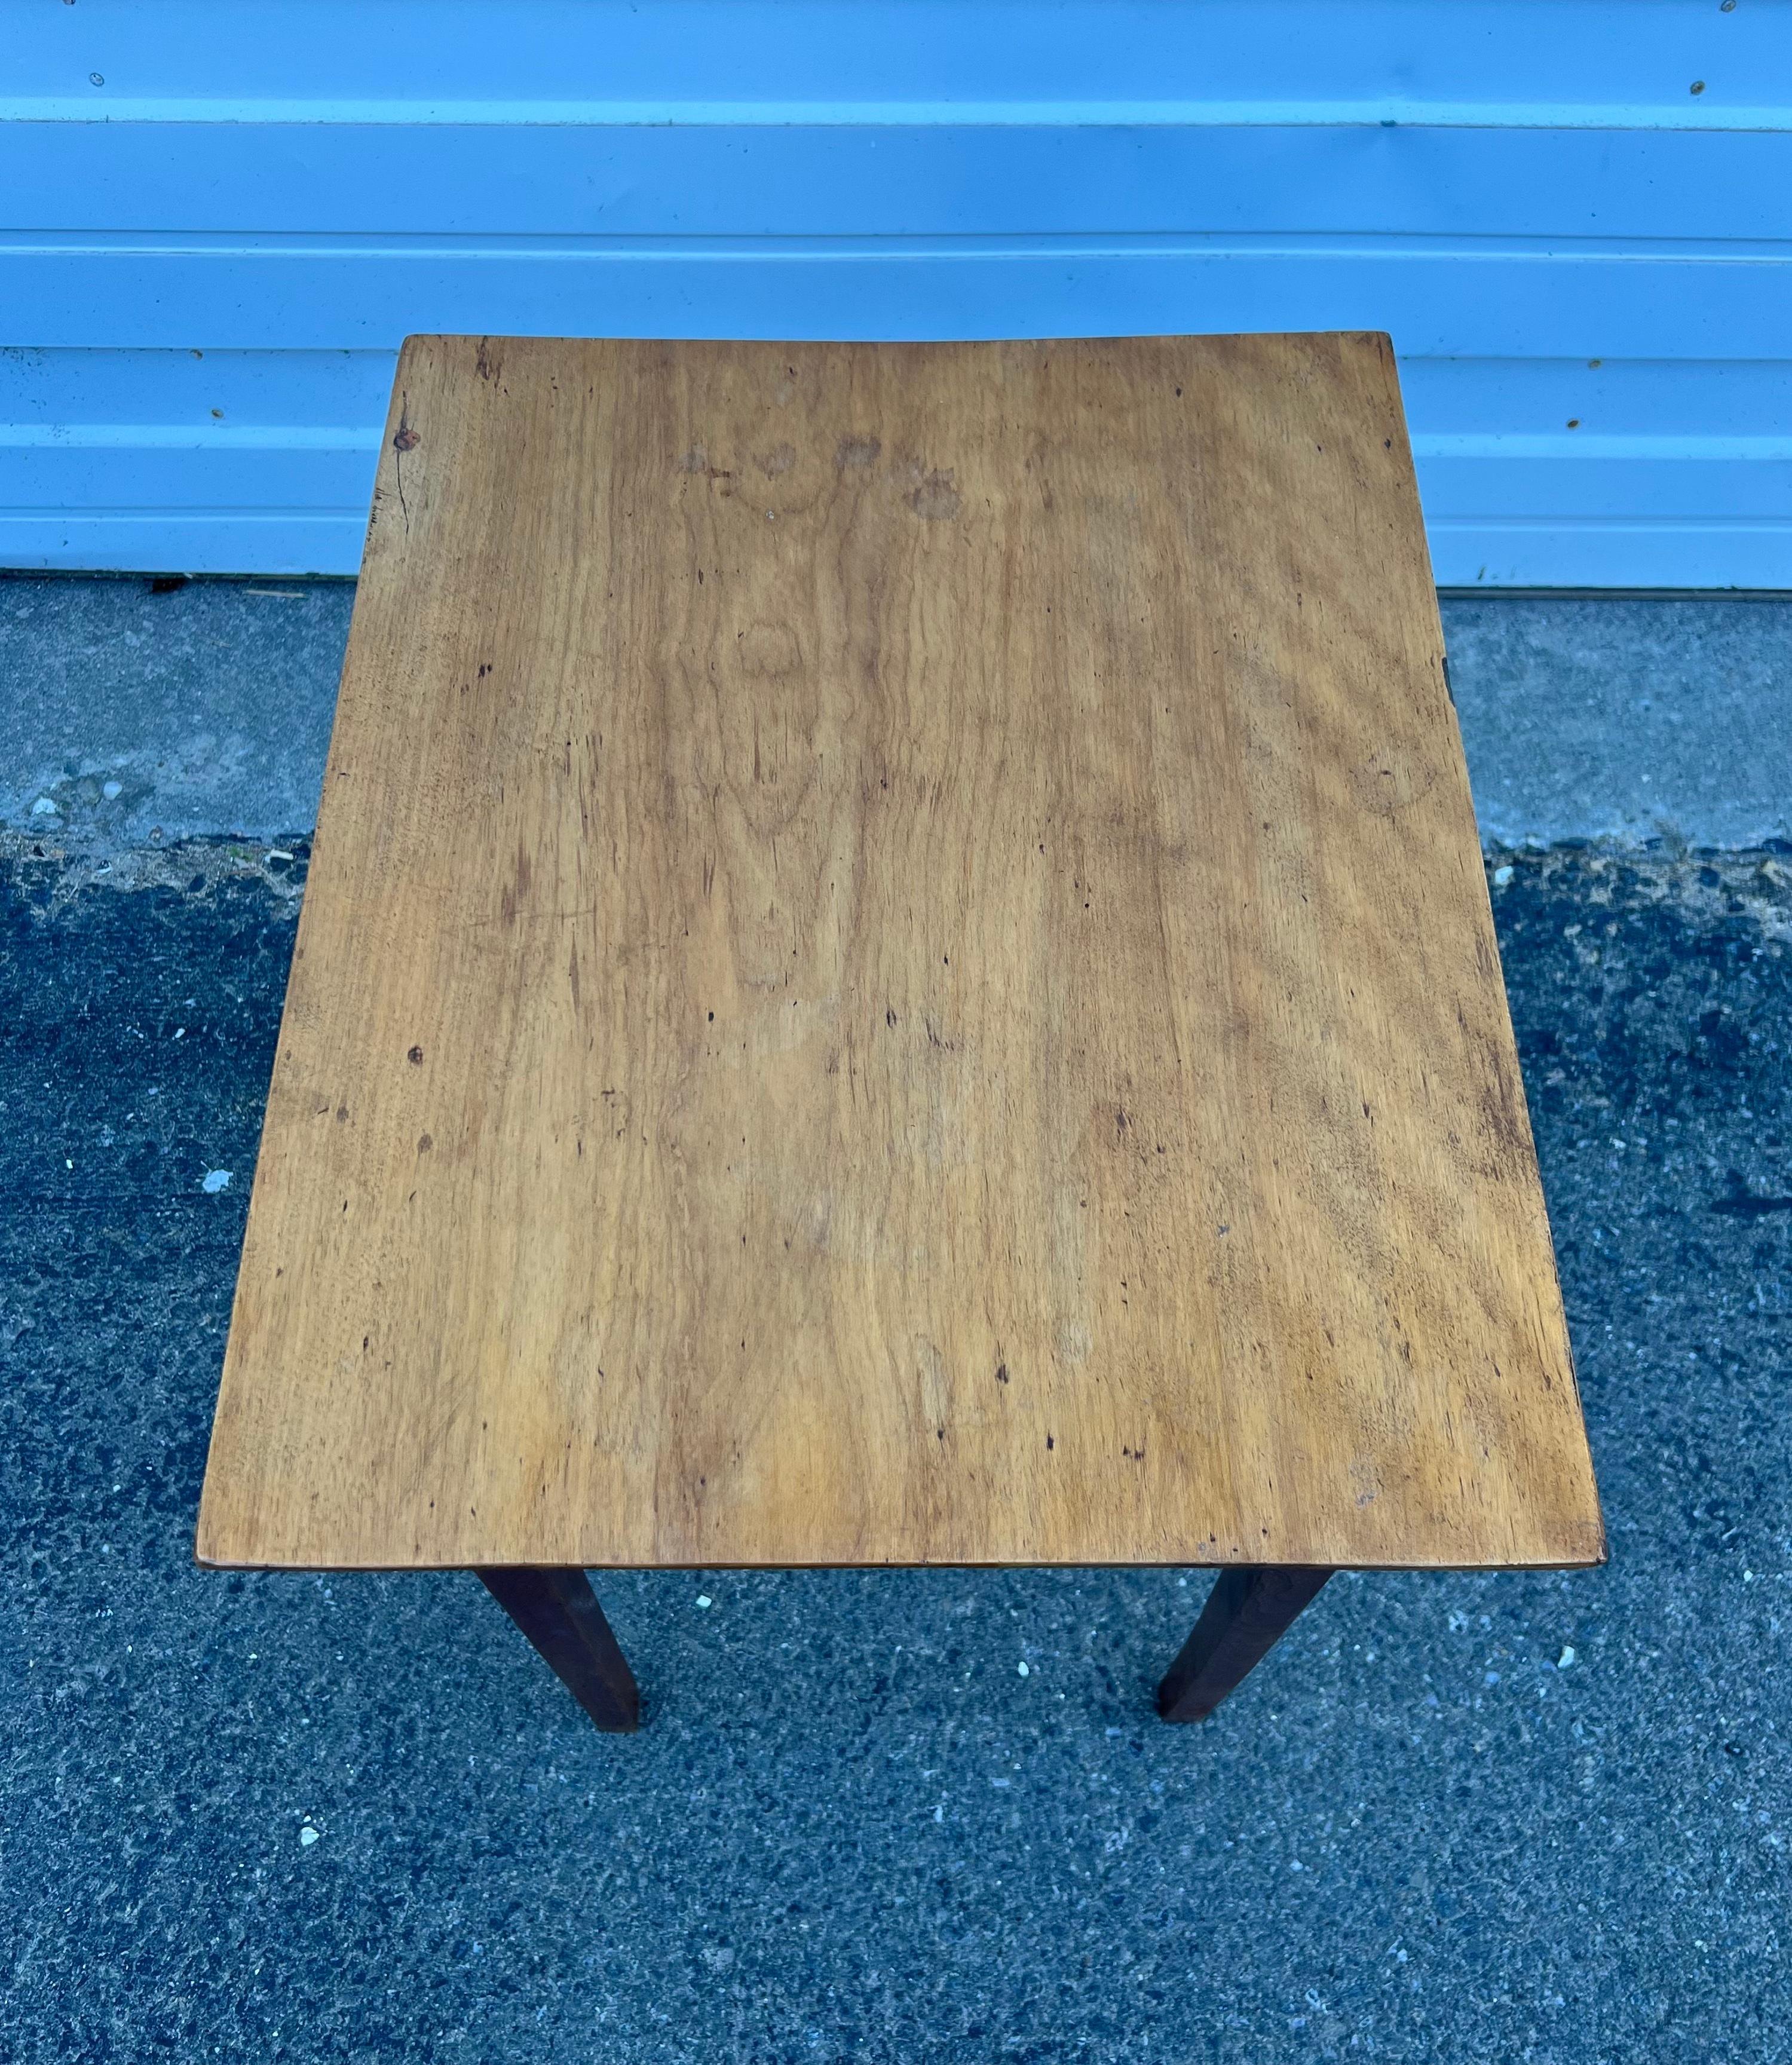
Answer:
[2,0,1787,583]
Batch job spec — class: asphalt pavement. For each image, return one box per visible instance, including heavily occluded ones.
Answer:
[1,580,1788,2061]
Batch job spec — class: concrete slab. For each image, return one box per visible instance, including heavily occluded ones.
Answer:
[0,575,351,850]
[1447,596,1792,851]
[1,579,1787,856]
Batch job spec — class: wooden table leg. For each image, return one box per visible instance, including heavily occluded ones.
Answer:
[1157,1566,1332,1723]
[476,1567,641,1732]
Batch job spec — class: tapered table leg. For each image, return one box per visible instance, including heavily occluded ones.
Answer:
[1157,1566,1332,1723]
[477,1567,641,1732]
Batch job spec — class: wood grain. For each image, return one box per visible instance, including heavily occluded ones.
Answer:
[197,333,1604,1572]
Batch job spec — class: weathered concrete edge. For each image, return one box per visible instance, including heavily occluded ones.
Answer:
[3,579,1787,858]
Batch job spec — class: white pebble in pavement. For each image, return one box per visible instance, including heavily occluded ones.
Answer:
[1558,1646,1576,1669]
[695,1595,712,1609]
[1493,865,1514,886]
[201,1170,232,1193]
[299,1826,319,1847]
[1018,1660,1030,1677]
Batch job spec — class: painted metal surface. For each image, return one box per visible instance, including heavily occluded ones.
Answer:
[1,1,1787,583]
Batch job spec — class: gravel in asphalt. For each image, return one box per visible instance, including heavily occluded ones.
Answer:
[2,842,1788,2062]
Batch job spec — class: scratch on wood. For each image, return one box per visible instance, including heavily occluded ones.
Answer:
[392,393,418,531]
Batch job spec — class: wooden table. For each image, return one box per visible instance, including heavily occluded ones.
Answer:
[197,333,1604,1733]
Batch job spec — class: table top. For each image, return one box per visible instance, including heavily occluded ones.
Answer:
[197,333,1603,1573]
